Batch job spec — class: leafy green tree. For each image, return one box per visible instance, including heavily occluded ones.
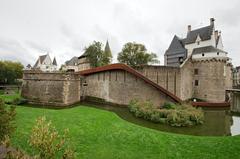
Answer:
[84,41,112,67]
[0,99,16,142]
[0,61,24,84]
[117,42,159,67]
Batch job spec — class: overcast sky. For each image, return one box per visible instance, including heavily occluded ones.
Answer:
[0,0,240,67]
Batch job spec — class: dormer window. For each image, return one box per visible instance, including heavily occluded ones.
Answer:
[179,57,184,64]
[197,41,200,45]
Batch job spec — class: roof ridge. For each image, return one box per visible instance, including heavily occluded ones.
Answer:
[189,25,212,33]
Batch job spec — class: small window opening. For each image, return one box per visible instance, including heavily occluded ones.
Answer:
[194,69,198,75]
[195,80,199,86]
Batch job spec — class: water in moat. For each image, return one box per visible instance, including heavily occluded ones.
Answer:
[82,102,240,136]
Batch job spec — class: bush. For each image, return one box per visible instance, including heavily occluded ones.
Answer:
[128,99,204,127]
[29,116,75,159]
[162,102,176,109]
[0,99,16,142]
[12,97,28,105]
[1,136,32,159]
[4,97,28,105]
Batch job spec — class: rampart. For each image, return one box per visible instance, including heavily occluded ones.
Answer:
[21,71,81,106]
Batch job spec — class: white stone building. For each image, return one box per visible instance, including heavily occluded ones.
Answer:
[165,18,229,67]
[33,53,57,72]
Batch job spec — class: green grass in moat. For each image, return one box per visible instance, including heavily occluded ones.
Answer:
[0,94,240,159]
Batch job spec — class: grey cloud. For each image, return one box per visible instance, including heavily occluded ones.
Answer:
[214,1,240,27]
[0,38,34,65]
[60,24,87,51]
[25,41,51,53]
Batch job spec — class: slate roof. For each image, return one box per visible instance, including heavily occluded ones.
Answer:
[65,56,78,66]
[185,25,214,44]
[104,40,112,58]
[39,55,47,64]
[53,57,57,66]
[165,35,186,55]
[192,46,227,55]
[33,54,48,68]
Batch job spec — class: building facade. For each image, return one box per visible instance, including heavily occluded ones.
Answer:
[233,66,240,88]
[162,18,232,102]
[33,53,57,72]
[165,18,229,67]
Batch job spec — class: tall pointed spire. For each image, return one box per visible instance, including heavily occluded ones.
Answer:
[104,40,112,58]
[53,57,57,66]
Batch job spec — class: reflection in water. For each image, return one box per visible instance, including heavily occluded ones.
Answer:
[82,102,240,136]
[232,92,240,113]
[231,116,240,136]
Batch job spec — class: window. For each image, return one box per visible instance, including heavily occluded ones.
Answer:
[195,80,199,86]
[194,69,198,75]
[197,41,200,45]
[202,53,205,57]
[179,57,183,64]
[217,52,219,55]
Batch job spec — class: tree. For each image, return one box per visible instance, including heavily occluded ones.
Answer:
[117,42,159,67]
[0,99,16,142]
[0,61,24,84]
[84,41,112,67]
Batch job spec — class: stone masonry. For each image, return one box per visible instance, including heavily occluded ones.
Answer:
[21,71,81,106]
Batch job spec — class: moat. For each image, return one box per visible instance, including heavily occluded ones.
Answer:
[83,102,240,136]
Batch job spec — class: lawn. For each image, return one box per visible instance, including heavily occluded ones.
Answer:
[1,95,240,159]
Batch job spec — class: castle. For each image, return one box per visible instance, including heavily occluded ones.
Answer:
[137,18,232,102]
[21,18,233,107]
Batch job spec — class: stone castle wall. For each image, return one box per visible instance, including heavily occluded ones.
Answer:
[136,66,181,97]
[136,63,193,101]
[21,59,232,106]
[82,70,176,106]
[136,59,231,102]
[21,72,81,106]
[192,59,232,102]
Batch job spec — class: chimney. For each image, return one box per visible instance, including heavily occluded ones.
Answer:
[214,30,219,40]
[219,31,221,36]
[187,25,191,33]
[210,18,215,26]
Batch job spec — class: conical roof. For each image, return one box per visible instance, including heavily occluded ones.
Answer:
[53,57,57,65]
[104,40,112,58]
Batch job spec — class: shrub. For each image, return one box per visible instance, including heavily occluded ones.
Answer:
[12,97,28,105]
[29,116,75,159]
[128,99,204,127]
[162,102,176,109]
[0,99,16,142]
[1,136,32,159]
